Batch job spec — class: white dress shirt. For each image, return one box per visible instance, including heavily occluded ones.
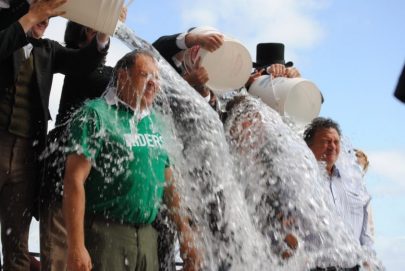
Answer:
[323,166,374,250]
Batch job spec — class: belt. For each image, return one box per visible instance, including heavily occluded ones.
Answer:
[311,266,359,271]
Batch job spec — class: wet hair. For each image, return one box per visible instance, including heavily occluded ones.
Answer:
[111,49,156,86]
[64,21,88,49]
[221,95,247,123]
[303,117,341,146]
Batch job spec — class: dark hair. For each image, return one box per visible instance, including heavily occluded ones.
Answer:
[303,117,341,146]
[64,21,88,49]
[220,95,247,123]
[111,49,156,86]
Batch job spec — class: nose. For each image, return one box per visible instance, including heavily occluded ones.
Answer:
[146,78,159,92]
[327,141,338,153]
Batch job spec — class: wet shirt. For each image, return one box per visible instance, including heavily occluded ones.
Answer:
[67,98,169,225]
[323,166,373,249]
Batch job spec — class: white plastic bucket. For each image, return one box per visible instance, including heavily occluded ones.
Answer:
[56,0,125,35]
[248,76,322,126]
[183,27,252,94]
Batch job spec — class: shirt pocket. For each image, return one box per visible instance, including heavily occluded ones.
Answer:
[345,190,364,217]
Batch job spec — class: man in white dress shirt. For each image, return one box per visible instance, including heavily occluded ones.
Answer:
[303,117,374,271]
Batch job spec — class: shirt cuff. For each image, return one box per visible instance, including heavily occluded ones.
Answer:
[96,33,109,51]
[176,32,188,50]
[203,92,211,102]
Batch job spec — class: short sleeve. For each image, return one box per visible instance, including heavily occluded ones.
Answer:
[65,106,102,161]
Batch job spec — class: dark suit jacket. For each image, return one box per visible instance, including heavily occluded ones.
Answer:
[152,33,183,74]
[0,21,108,148]
[0,0,29,30]
[394,64,405,103]
[56,63,113,125]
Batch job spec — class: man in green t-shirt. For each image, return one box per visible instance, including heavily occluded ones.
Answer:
[63,49,200,271]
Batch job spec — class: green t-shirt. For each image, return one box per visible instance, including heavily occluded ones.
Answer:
[67,98,169,225]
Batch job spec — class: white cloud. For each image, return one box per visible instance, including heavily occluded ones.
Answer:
[374,235,405,271]
[176,0,330,59]
[367,150,405,196]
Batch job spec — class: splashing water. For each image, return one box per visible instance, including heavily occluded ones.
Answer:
[39,23,384,270]
[223,96,386,269]
[114,24,384,270]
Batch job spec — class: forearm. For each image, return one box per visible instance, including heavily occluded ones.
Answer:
[168,199,199,266]
[18,0,66,32]
[17,11,38,33]
[63,177,86,249]
[165,183,201,269]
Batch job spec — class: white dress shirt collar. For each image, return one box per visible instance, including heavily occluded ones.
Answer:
[104,87,150,120]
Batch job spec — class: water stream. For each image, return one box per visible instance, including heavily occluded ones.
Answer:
[32,24,384,271]
[113,23,384,270]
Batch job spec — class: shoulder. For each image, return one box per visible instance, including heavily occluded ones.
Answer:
[152,33,181,47]
[41,38,64,49]
[83,98,109,112]
[1,20,26,39]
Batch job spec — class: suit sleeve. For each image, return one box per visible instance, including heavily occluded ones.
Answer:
[0,21,28,60]
[152,33,183,69]
[51,37,109,76]
[0,0,30,30]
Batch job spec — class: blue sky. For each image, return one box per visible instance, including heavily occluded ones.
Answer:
[24,0,405,270]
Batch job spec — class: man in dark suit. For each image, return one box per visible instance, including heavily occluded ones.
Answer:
[0,0,110,270]
[0,0,30,30]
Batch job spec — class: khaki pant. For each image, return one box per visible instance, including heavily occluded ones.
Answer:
[85,217,159,271]
[39,201,67,271]
[0,131,38,271]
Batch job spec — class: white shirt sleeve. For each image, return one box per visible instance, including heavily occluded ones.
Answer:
[96,33,109,51]
[176,32,188,50]
[360,200,375,255]
[203,92,211,102]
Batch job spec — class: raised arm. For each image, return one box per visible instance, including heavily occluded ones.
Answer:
[18,0,67,33]
[63,153,92,271]
[185,31,224,52]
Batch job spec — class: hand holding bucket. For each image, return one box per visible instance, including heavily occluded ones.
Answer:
[183,26,252,94]
[249,75,323,126]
